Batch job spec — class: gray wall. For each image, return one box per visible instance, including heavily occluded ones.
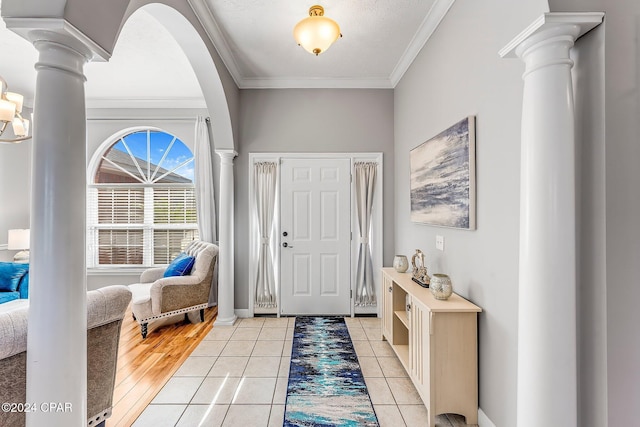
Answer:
[571,25,607,427]
[548,0,640,424]
[393,0,548,425]
[236,89,395,310]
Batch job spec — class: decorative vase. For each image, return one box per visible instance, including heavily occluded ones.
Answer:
[393,255,409,273]
[430,273,452,300]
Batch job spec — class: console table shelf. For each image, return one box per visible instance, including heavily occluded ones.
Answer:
[381,267,482,426]
[394,310,409,328]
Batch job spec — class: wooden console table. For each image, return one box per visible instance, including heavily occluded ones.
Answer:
[381,268,482,426]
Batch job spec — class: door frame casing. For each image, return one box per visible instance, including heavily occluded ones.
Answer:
[248,152,383,318]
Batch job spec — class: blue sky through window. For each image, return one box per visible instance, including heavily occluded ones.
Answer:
[112,131,194,182]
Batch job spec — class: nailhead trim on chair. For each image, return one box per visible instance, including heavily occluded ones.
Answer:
[88,407,112,425]
[136,303,209,324]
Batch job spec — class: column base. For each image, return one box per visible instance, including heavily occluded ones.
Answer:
[214,314,238,326]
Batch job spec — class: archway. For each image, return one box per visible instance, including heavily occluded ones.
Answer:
[2,0,238,423]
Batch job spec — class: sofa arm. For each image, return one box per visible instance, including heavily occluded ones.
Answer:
[140,267,166,284]
[0,309,28,360]
[150,275,204,315]
[87,285,132,329]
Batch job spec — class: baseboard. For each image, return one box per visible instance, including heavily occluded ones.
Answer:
[234,309,250,318]
[478,408,497,427]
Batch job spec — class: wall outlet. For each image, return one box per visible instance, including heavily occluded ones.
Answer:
[436,235,444,251]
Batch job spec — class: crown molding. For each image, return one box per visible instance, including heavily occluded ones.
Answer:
[238,76,393,89]
[389,0,455,87]
[188,0,455,90]
[187,0,242,88]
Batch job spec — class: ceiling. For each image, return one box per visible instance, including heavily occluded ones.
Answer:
[0,0,452,107]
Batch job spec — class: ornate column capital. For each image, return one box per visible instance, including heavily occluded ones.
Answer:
[500,13,604,60]
[216,149,239,164]
[3,17,110,61]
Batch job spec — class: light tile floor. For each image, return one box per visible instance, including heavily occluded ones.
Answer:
[133,317,472,427]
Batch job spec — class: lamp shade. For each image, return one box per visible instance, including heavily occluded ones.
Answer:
[5,92,23,113]
[0,99,15,122]
[12,117,29,137]
[294,5,341,56]
[8,229,30,250]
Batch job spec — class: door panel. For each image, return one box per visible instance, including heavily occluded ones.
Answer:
[281,158,351,315]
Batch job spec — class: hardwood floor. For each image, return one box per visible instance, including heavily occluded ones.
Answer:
[106,307,218,427]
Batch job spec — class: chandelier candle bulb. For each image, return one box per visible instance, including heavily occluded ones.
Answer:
[0,99,15,122]
[12,117,28,137]
[0,76,31,143]
[5,92,23,113]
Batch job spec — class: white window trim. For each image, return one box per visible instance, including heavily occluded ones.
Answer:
[87,128,198,269]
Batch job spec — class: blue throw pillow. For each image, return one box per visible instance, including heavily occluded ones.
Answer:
[163,253,195,278]
[0,262,29,292]
[19,271,29,299]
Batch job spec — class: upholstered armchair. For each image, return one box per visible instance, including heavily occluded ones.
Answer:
[128,240,218,339]
[0,285,131,427]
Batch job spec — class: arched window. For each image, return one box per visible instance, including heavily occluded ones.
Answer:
[88,129,198,267]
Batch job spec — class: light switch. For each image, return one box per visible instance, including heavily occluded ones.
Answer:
[436,235,444,251]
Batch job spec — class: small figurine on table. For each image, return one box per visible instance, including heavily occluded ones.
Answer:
[411,249,430,288]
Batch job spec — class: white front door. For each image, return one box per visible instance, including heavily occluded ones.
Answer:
[280,158,351,315]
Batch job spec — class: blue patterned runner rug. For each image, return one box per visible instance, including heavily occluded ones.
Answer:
[284,317,379,427]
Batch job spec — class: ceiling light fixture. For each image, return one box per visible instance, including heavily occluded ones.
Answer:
[0,76,31,144]
[293,5,342,56]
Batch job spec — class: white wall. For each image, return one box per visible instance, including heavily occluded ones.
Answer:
[393,0,548,425]
[0,113,32,262]
[237,89,395,310]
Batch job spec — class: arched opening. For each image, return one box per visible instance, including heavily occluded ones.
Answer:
[139,3,235,151]
[2,0,238,422]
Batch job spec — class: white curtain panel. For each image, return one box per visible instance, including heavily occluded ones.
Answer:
[194,116,218,307]
[355,162,377,306]
[254,162,278,308]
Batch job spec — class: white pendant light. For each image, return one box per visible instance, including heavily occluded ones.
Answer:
[293,5,342,56]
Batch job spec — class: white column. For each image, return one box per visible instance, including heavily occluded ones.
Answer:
[500,13,603,427]
[25,30,92,426]
[215,149,238,325]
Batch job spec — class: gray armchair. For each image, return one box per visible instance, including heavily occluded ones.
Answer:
[128,240,218,339]
[0,285,131,427]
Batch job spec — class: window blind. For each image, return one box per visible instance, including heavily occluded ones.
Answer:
[153,229,199,264]
[97,187,145,224]
[153,187,197,224]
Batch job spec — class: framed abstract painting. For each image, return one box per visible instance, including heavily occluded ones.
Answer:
[410,116,476,229]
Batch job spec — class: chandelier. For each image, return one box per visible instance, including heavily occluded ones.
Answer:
[0,76,31,143]
[293,5,342,56]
